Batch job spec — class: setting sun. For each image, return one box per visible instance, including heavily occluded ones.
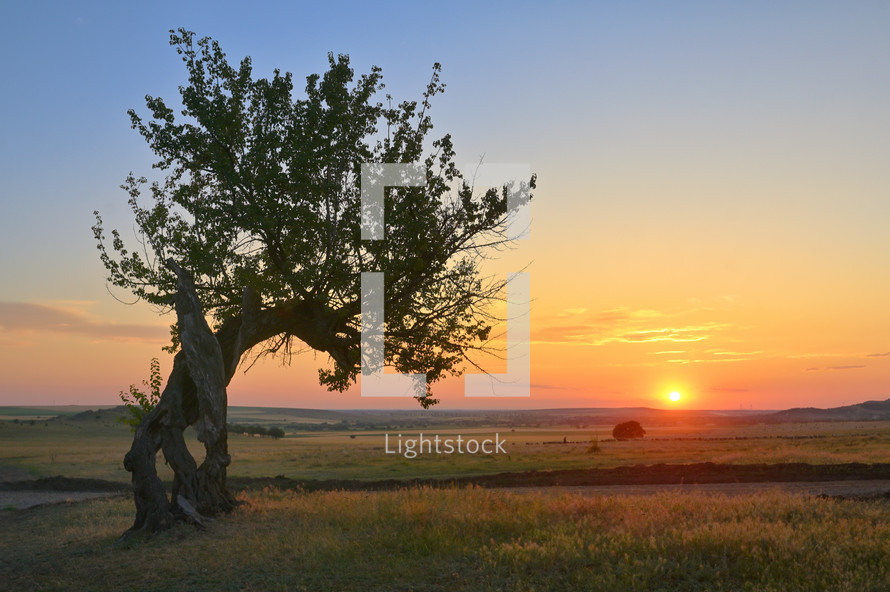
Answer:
[669,391,682,403]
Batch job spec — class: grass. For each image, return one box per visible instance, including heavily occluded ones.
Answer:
[2,413,890,589]
[1,488,889,591]
[1,417,889,483]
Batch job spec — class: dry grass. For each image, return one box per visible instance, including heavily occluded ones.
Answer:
[2,420,889,484]
[2,487,889,591]
[3,416,889,589]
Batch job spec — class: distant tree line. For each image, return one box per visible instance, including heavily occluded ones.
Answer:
[227,423,285,439]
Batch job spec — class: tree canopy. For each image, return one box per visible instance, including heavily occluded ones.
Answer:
[94,29,534,407]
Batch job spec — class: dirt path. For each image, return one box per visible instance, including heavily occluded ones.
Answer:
[3,460,890,511]
[502,479,890,498]
[0,464,34,483]
[4,480,888,510]
[0,464,128,510]
[0,491,127,510]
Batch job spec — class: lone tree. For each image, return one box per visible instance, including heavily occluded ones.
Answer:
[93,30,533,538]
[612,421,646,440]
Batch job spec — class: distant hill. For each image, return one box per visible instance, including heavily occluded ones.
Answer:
[0,405,118,421]
[3,399,890,428]
[65,407,129,423]
[764,399,890,422]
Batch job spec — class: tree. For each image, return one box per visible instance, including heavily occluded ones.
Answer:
[93,29,534,538]
[612,421,646,440]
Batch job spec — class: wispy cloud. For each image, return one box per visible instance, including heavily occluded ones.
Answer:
[667,356,750,365]
[533,306,729,347]
[790,351,890,364]
[789,352,865,360]
[0,302,167,344]
[804,365,867,372]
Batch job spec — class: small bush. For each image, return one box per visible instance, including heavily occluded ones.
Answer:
[119,357,162,430]
[612,421,646,440]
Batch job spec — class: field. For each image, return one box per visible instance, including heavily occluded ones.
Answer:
[2,488,890,591]
[2,407,890,483]
[1,407,890,590]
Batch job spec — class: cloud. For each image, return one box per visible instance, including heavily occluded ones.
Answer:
[534,322,727,347]
[709,350,764,357]
[667,357,749,364]
[0,335,37,348]
[0,302,167,344]
[792,351,890,362]
[655,348,764,366]
[790,352,863,360]
[533,306,729,347]
[805,365,866,372]
[617,326,719,343]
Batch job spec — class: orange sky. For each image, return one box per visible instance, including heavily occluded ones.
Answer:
[4,196,890,411]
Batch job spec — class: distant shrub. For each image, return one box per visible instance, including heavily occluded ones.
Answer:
[586,433,600,453]
[612,421,646,440]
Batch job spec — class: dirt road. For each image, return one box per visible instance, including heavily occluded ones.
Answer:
[4,461,890,511]
[0,464,128,510]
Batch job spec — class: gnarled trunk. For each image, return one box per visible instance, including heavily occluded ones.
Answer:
[120,260,355,539]
[121,260,233,537]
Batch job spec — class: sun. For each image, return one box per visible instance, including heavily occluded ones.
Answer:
[668,391,682,402]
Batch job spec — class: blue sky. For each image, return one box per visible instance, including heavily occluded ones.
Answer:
[1,1,889,408]
[3,0,888,302]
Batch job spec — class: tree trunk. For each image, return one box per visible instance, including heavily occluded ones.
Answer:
[171,259,238,518]
[122,351,196,536]
[121,260,236,538]
[120,260,356,539]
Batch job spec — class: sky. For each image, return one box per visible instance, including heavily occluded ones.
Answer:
[1,1,889,410]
